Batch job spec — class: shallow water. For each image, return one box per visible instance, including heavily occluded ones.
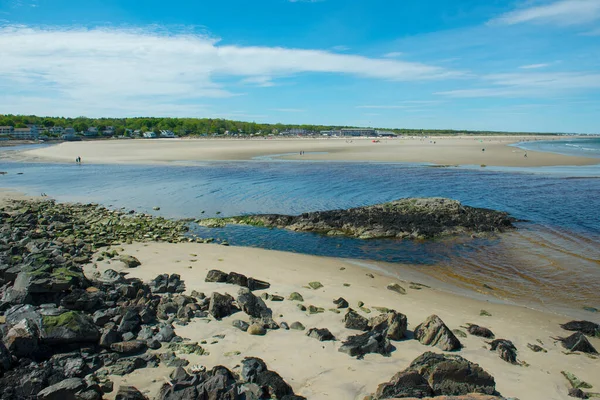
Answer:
[0,150,599,317]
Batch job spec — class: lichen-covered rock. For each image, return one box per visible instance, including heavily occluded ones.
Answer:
[41,311,100,344]
[119,255,141,268]
[414,315,461,351]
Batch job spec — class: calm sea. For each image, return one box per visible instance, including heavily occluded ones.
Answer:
[0,140,599,318]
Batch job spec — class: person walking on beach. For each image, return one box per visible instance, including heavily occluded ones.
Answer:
[524,152,528,158]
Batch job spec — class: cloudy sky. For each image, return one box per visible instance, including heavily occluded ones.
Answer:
[0,0,599,133]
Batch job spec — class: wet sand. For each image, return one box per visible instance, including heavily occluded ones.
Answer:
[16,136,599,167]
[85,241,599,400]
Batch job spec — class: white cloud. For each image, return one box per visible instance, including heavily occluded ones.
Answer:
[331,45,350,52]
[383,52,403,58]
[0,25,456,116]
[436,72,600,98]
[491,0,600,26]
[519,63,550,69]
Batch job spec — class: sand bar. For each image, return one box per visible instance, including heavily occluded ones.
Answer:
[86,241,599,400]
[15,136,599,167]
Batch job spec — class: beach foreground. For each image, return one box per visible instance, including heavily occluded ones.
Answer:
[86,242,599,400]
[18,136,599,167]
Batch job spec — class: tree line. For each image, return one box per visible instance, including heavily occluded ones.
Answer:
[0,114,562,137]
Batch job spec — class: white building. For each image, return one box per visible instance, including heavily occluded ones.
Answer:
[320,130,342,136]
[143,131,157,138]
[289,128,307,135]
[49,127,65,134]
[86,127,99,136]
[160,130,176,138]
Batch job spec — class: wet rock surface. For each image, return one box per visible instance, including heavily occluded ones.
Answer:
[200,197,516,240]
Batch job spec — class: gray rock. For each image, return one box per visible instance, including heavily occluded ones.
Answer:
[237,287,272,319]
[333,297,349,309]
[205,269,228,283]
[208,292,234,320]
[290,322,305,331]
[232,319,250,332]
[115,385,147,400]
[119,255,141,268]
[155,324,177,342]
[369,311,408,341]
[339,327,393,358]
[306,328,335,341]
[344,309,369,331]
[558,332,598,354]
[110,340,147,355]
[468,324,495,339]
[386,283,406,295]
[489,339,518,364]
[37,378,85,400]
[414,314,462,351]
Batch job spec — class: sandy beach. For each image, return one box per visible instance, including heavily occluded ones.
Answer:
[82,241,599,400]
[15,136,599,167]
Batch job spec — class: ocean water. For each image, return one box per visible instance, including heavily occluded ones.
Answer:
[513,136,600,159]
[0,145,599,317]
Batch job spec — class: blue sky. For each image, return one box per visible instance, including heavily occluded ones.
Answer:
[0,0,599,133]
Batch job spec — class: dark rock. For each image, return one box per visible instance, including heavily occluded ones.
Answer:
[4,317,40,358]
[373,351,497,399]
[527,343,546,353]
[489,339,517,364]
[155,324,177,342]
[205,270,228,283]
[0,341,11,373]
[344,309,369,331]
[237,287,272,319]
[557,332,598,354]
[387,283,406,295]
[115,385,147,400]
[468,324,495,339]
[99,328,121,348]
[37,377,85,400]
[560,320,600,337]
[117,309,141,333]
[41,311,100,345]
[374,370,434,399]
[208,292,234,320]
[306,328,335,341]
[569,388,589,399]
[414,314,462,351]
[110,341,147,355]
[226,272,248,287]
[119,255,141,268]
[241,357,267,383]
[333,297,349,309]
[232,319,250,332]
[247,277,270,291]
[369,311,408,341]
[339,324,394,358]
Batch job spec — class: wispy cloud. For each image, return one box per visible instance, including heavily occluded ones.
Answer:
[437,72,600,98]
[0,25,457,117]
[271,108,305,112]
[383,52,403,58]
[519,63,550,69]
[491,0,600,26]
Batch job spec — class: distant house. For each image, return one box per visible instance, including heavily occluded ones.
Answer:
[62,133,81,141]
[320,130,342,136]
[102,126,115,137]
[159,130,176,138]
[341,128,376,137]
[86,127,99,137]
[64,127,76,135]
[376,130,397,137]
[133,130,142,137]
[49,127,65,135]
[143,131,157,138]
[0,126,14,136]
[289,128,307,135]
[13,127,39,140]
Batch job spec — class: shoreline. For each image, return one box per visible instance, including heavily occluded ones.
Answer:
[7,136,599,167]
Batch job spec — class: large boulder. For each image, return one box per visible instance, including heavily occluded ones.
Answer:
[343,309,369,331]
[373,352,497,399]
[40,311,100,344]
[339,324,394,358]
[414,315,461,351]
[115,385,148,400]
[237,287,272,319]
[240,357,295,399]
[489,339,517,364]
[37,377,85,400]
[205,270,228,283]
[4,317,40,358]
[370,311,408,340]
[208,292,234,320]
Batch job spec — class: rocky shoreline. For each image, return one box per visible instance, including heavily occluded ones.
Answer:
[198,198,517,240]
[0,198,598,399]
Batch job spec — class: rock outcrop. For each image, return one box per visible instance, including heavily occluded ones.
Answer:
[199,198,516,240]
[373,352,498,399]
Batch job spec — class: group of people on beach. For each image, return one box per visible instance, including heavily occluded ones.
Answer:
[75,156,82,164]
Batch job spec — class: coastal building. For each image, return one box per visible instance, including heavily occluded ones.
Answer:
[133,130,142,137]
[376,130,397,137]
[49,127,65,135]
[12,127,39,140]
[341,128,376,137]
[64,127,76,135]
[61,133,81,141]
[160,130,176,138]
[0,126,14,136]
[143,131,157,138]
[289,128,307,135]
[320,130,342,136]
[86,127,99,137]
[102,127,115,137]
